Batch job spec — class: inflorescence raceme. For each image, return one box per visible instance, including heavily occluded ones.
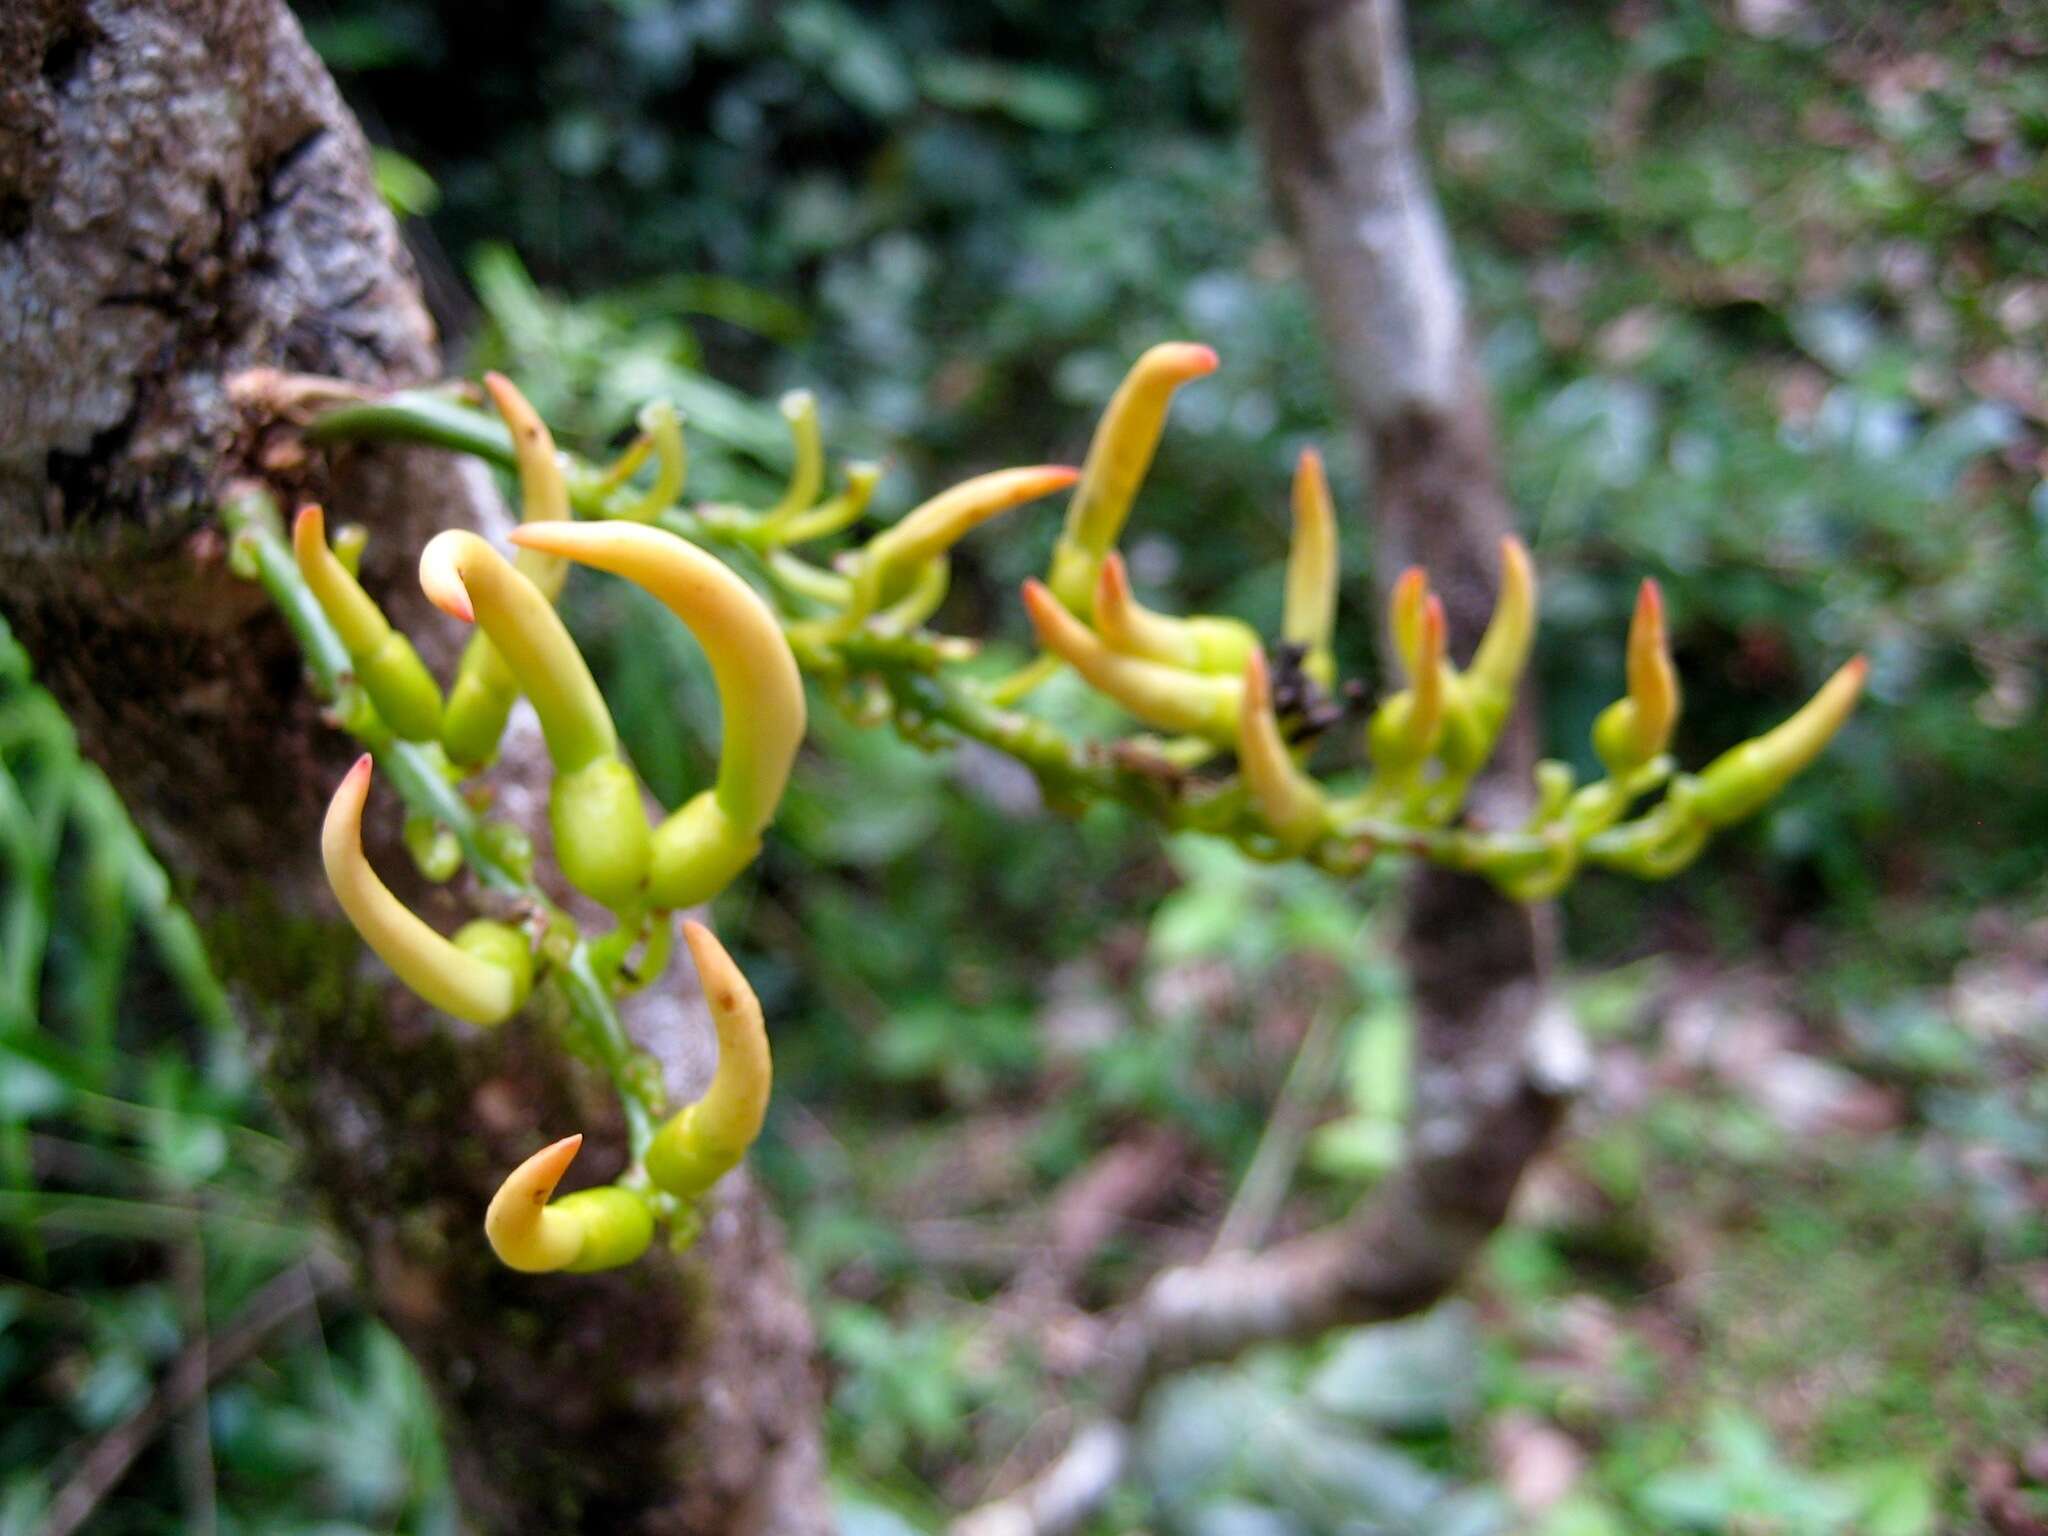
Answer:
[233,348,1866,1275]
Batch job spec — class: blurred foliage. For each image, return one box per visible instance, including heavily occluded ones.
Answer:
[0,620,454,1533]
[5,0,2046,1529]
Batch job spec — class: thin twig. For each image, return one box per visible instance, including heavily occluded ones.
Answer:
[1209,999,1345,1257]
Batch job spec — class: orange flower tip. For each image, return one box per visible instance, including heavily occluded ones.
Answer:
[293,503,326,543]
[1422,594,1447,654]
[511,1133,584,1205]
[1242,648,1271,704]
[1636,578,1664,625]
[1394,567,1427,602]
[1153,342,1221,378]
[1846,654,1870,684]
[1096,550,1130,604]
[1297,445,1324,476]
[1031,465,1083,492]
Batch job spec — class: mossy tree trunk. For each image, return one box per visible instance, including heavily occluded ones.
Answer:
[0,2,828,1530]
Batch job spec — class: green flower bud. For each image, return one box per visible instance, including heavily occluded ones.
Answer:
[358,629,444,744]
[549,756,653,911]
[451,919,535,1016]
[647,791,759,911]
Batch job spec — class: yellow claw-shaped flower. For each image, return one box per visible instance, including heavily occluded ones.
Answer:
[292,505,444,742]
[1093,552,1259,675]
[1387,566,1430,681]
[1047,342,1220,614]
[421,531,619,770]
[1239,651,1327,851]
[847,465,1080,624]
[423,530,651,909]
[1690,655,1867,826]
[1021,578,1241,741]
[507,520,805,910]
[484,1134,655,1274]
[1467,536,1537,707]
[481,373,570,541]
[646,922,773,1199]
[320,755,533,1024]
[1594,579,1682,774]
[439,375,574,766]
[1283,447,1340,690]
[1367,592,1447,776]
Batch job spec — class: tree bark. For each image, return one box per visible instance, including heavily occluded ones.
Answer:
[1232,0,1568,1242]
[0,3,828,1531]
[954,7,1581,1530]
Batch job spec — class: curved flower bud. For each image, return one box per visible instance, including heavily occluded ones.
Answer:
[848,465,1079,622]
[1690,656,1866,826]
[1367,594,1447,775]
[437,375,575,767]
[481,373,569,531]
[421,531,617,772]
[758,390,824,533]
[1467,537,1537,707]
[1021,579,1241,742]
[1047,342,1220,614]
[1593,580,1681,774]
[423,531,650,908]
[1388,567,1429,681]
[776,460,882,546]
[1093,553,1259,675]
[507,521,805,911]
[321,756,532,1025]
[1239,651,1327,851]
[624,399,687,523]
[1283,447,1340,689]
[485,1134,655,1274]
[646,922,773,1200]
[292,505,443,742]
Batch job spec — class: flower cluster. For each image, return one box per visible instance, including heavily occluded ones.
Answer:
[240,342,1865,1275]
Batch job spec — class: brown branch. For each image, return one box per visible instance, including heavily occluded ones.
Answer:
[38,1258,351,1536]
[957,2,1574,1528]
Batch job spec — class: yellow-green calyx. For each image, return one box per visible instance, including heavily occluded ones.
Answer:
[507,520,805,910]
[1048,341,1219,615]
[320,755,533,1025]
[1022,578,1242,742]
[646,921,773,1199]
[1093,551,1259,675]
[422,529,651,909]
[484,1134,655,1273]
[1283,448,1340,690]
[292,504,443,742]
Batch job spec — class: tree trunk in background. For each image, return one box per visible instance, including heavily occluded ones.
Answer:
[1233,0,1573,1257]
[0,3,827,1531]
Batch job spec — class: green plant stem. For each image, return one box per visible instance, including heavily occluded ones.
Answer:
[294,391,1726,893]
